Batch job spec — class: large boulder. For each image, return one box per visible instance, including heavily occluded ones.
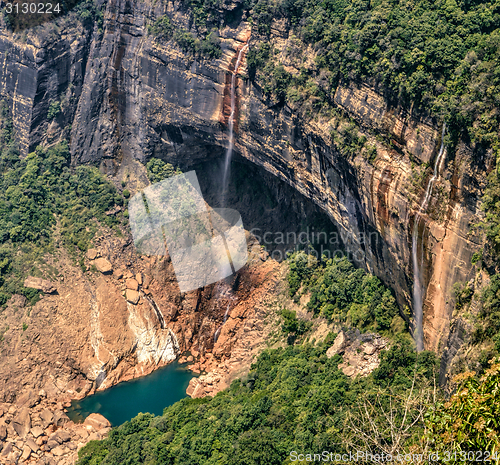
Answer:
[126,278,139,291]
[186,378,206,398]
[12,407,30,438]
[84,413,111,431]
[326,330,347,357]
[23,277,57,294]
[126,289,139,304]
[94,258,113,274]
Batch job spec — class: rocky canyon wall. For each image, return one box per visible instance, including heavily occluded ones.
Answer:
[0,0,487,361]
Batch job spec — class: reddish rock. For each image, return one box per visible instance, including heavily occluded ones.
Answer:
[126,289,139,304]
[23,277,57,294]
[94,258,113,274]
[126,278,139,291]
[135,273,143,285]
[86,249,99,260]
[83,413,111,431]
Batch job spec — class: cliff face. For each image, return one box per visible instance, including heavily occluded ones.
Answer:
[0,0,487,365]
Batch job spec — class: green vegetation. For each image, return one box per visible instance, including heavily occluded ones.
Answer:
[77,335,438,465]
[0,101,125,304]
[426,361,500,459]
[150,14,222,59]
[288,252,400,332]
[146,158,181,184]
[47,101,61,120]
[280,308,311,342]
[247,0,500,148]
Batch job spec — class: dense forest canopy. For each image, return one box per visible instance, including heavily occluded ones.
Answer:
[238,0,499,149]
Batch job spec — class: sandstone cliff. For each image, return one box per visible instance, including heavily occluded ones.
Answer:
[0,0,487,393]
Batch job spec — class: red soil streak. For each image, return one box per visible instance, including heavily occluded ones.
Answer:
[220,34,251,132]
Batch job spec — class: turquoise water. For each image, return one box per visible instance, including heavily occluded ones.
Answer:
[67,362,195,426]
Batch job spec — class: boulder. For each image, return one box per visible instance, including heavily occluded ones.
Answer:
[0,442,12,458]
[26,438,39,453]
[86,248,99,260]
[51,445,65,456]
[12,407,30,438]
[53,411,70,427]
[326,331,347,358]
[186,378,206,398]
[39,409,53,427]
[23,277,57,294]
[113,268,124,279]
[363,343,377,355]
[135,273,143,285]
[83,413,111,431]
[94,258,113,274]
[126,289,139,304]
[30,426,44,438]
[53,430,71,443]
[343,365,357,377]
[49,432,63,444]
[21,445,31,461]
[46,439,59,450]
[125,278,139,291]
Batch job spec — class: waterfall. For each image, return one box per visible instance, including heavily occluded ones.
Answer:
[221,43,249,204]
[214,303,231,344]
[412,124,447,351]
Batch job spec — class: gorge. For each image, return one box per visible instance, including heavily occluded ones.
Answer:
[0,0,483,361]
[0,0,498,462]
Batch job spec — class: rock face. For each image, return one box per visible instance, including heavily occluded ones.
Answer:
[0,0,480,356]
[333,331,388,378]
[94,257,113,274]
[0,0,486,396]
[24,277,57,294]
[326,331,347,358]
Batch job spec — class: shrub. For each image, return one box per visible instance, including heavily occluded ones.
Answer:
[47,101,61,120]
[426,361,500,455]
[146,158,180,184]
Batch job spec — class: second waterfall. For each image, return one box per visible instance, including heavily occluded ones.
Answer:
[412,124,447,351]
[221,43,249,204]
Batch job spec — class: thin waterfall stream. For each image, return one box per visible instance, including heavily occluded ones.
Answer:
[412,124,447,351]
[214,42,249,343]
[221,43,249,204]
